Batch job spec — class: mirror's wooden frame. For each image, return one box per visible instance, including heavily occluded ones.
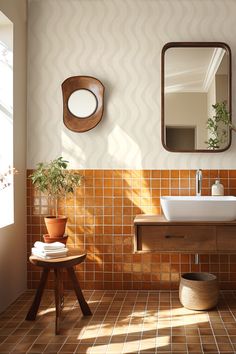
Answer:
[161,42,232,153]
[62,76,105,133]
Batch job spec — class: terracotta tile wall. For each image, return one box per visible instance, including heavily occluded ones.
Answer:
[27,170,236,290]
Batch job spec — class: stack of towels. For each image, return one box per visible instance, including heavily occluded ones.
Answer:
[32,241,68,259]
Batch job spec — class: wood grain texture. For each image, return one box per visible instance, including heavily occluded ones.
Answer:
[134,215,236,253]
[137,225,216,252]
[62,76,105,133]
[25,268,49,321]
[216,226,236,251]
[67,267,92,316]
[54,268,64,335]
[26,250,91,334]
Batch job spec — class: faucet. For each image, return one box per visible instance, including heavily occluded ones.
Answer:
[196,169,202,196]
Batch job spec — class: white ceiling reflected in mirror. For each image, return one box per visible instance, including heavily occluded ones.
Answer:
[62,76,105,133]
[161,42,231,152]
[68,89,98,118]
[165,47,227,93]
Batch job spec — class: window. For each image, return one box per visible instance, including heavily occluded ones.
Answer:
[0,11,13,228]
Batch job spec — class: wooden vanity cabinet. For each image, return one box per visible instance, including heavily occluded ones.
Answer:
[216,226,236,251]
[134,215,236,253]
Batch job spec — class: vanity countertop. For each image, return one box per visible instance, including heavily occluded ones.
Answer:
[134,214,236,226]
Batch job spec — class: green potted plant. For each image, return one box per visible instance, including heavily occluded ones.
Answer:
[30,157,82,241]
[206,101,235,149]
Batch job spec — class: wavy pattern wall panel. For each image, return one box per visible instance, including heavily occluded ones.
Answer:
[27,0,236,169]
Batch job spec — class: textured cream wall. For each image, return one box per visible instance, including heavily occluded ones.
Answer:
[0,0,27,312]
[27,0,236,169]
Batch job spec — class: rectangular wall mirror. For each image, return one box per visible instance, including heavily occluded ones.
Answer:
[161,42,232,152]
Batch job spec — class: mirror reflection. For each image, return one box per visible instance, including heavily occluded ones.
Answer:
[162,43,231,152]
[68,89,98,118]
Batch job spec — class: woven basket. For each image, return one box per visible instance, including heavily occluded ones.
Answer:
[179,272,219,310]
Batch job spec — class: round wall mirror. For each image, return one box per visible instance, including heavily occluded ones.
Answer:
[68,89,98,118]
[62,75,105,133]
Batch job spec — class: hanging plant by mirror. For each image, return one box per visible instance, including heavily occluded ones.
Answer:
[62,76,105,132]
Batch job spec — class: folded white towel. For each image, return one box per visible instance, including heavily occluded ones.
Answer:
[34,241,65,250]
[32,248,67,259]
[37,248,68,254]
[31,247,68,258]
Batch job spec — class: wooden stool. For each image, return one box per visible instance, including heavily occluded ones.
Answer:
[26,250,92,334]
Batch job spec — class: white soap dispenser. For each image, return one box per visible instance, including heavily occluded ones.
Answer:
[211,179,224,196]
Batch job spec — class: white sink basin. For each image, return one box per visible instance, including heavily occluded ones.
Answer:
[160,196,236,221]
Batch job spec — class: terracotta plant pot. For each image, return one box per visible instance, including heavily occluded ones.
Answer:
[43,234,68,245]
[179,272,219,311]
[44,216,68,238]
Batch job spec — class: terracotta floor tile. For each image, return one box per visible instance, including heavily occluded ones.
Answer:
[157,328,171,336]
[230,335,236,343]
[201,335,216,344]
[217,342,234,352]
[201,343,218,352]
[0,342,17,352]
[185,328,199,336]
[11,341,33,352]
[139,338,156,350]
[156,344,172,352]
[0,290,236,353]
[212,328,227,335]
[199,327,213,335]
[58,342,78,352]
[106,342,124,353]
[2,334,22,344]
[172,335,187,344]
[27,343,47,353]
[186,335,201,343]
[44,343,64,352]
[171,342,188,351]
[74,344,91,353]
[215,335,231,344]
[187,343,203,352]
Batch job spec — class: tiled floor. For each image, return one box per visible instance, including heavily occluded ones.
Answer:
[0,291,236,353]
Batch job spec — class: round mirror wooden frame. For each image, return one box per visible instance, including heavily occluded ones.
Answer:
[62,76,105,132]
